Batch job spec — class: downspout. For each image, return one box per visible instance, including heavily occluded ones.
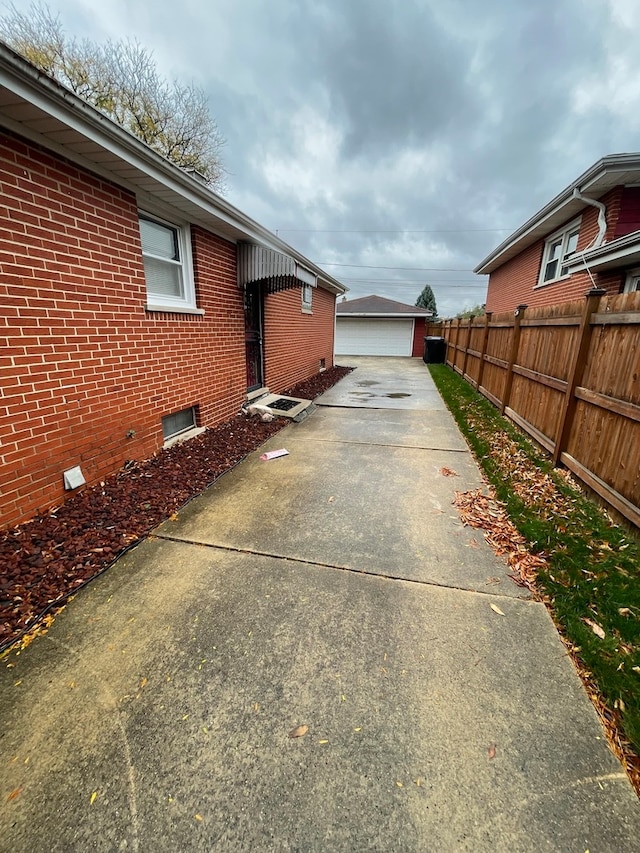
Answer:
[571,188,608,288]
[572,188,607,250]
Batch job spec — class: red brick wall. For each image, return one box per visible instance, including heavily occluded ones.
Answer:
[412,318,427,356]
[263,285,336,391]
[485,188,625,312]
[615,186,640,238]
[0,131,246,528]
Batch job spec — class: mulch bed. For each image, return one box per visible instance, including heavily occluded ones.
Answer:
[0,366,353,652]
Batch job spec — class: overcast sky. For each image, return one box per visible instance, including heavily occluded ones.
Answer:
[8,0,640,316]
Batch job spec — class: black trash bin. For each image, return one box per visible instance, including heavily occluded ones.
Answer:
[423,336,447,364]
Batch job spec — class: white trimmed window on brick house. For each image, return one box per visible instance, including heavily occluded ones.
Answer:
[301,283,313,312]
[624,268,640,293]
[139,212,199,312]
[537,218,581,286]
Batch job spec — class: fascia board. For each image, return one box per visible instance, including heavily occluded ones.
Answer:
[336,312,432,318]
[475,154,640,275]
[564,229,640,271]
[0,46,347,295]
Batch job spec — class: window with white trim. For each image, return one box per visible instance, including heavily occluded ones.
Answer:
[624,268,640,293]
[301,283,313,311]
[537,219,581,286]
[139,213,197,311]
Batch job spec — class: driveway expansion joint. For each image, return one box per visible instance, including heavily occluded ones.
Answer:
[282,436,470,452]
[149,534,531,601]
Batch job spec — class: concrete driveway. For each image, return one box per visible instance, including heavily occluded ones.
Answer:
[1,357,639,852]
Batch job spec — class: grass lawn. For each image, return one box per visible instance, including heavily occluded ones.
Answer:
[429,363,640,785]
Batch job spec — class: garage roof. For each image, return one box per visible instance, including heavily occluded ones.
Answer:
[336,295,432,317]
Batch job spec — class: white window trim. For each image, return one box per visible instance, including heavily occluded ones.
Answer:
[301,283,313,313]
[536,217,582,288]
[139,210,198,312]
[624,268,640,293]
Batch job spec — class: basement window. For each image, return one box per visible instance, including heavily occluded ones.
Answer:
[537,218,581,286]
[162,406,196,440]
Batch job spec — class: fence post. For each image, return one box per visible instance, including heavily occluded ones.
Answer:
[446,319,452,365]
[552,288,606,466]
[501,304,527,415]
[454,318,461,373]
[461,319,473,380]
[476,311,492,392]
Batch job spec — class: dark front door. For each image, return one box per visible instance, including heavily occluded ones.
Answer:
[244,282,264,390]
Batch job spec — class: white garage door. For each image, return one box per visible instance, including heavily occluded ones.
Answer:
[335,318,414,356]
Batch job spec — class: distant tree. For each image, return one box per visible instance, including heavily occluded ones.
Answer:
[415,284,438,317]
[455,304,486,319]
[0,2,226,189]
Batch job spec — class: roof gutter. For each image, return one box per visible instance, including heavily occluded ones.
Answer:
[474,153,640,274]
[0,43,347,296]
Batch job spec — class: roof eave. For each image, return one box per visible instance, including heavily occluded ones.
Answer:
[564,229,640,272]
[336,312,432,318]
[0,43,347,296]
[475,154,640,275]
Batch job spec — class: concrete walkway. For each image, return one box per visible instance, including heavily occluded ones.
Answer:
[1,357,639,851]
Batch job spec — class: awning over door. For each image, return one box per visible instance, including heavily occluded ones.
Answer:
[238,244,317,293]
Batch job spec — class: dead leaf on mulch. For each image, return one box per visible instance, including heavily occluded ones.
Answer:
[288,725,309,739]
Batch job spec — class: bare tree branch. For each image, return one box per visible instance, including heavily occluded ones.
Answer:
[0,2,226,189]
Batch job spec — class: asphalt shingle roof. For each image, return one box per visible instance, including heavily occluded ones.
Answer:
[336,295,432,316]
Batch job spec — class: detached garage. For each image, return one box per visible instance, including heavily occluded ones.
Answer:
[335,295,432,357]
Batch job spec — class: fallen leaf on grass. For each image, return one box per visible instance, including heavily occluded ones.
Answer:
[582,618,605,639]
[618,608,632,617]
[440,467,458,477]
[488,744,496,759]
[288,725,309,739]
[490,603,505,616]
[7,788,22,802]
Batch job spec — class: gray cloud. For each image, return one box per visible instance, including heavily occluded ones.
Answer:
[15,0,640,316]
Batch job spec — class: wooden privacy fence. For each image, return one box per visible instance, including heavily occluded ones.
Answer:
[426,289,640,529]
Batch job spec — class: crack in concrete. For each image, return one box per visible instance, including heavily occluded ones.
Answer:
[149,534,530,602]
[281,437,469,452]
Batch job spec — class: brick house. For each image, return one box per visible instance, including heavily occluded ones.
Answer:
[476,154,640,312]
[0,45,346,528]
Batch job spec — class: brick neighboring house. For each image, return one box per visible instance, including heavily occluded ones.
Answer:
[476,154,640,312]
[0,45,346,528]
[335,295,432,357]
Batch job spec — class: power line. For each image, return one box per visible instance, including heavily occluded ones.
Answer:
[340,278,487,286]
[319,263,483,272]
[339,277,482,282]
[275,228,513,234]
